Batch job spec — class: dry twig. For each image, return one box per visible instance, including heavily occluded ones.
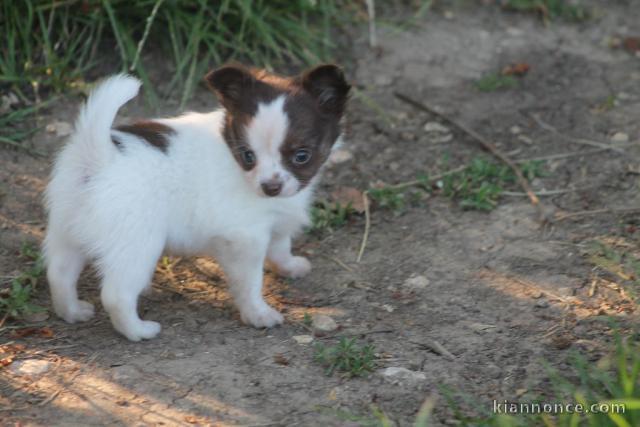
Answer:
[555,207,640,221]
[529,113,626,154]
[394,92,545,221]
[356,191,371,263]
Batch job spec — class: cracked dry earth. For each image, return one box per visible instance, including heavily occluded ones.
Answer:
[2,3,640,426]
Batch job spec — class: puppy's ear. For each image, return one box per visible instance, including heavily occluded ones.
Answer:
[205,64,255,111]
[301,64,350,116]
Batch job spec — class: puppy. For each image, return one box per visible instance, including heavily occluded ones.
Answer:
[43,64,350,341]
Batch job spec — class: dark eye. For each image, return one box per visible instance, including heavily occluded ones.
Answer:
[292,149,311,165]
[242,149,256,165]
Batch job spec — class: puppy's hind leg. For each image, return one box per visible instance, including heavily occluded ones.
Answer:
[45,229,94,323]
[99,239,164,341]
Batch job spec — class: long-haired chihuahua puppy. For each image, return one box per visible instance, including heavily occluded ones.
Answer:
[43,64,350,341]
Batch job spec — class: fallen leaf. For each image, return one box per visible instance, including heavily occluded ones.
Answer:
[0,356,14,367]
[502,63,530,76]
[330,187,365,213]
[184,416,199,424]
[623,37,640,53]
[273,354,290,366]
[10,327,54,339]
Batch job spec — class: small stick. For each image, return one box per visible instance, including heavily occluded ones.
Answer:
[394,92,545,221]
[529,113,626,154]
[502,187,594,197]
[555,207,640,221]
[385,165,467,191]
[321,254,354,273]
[365,0,377,48]
[410,339,456,361]
[356,191,371,263]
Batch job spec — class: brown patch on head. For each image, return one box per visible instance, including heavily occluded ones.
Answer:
[113,120,175,153]
[204,63,350,186]
[280,65,350,188]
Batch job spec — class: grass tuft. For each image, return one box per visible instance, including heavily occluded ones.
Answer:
[0,243,45,322]
[309,201,356,234]
[502,0,590,22]
[475,73,518,92]
[314,337,376,377]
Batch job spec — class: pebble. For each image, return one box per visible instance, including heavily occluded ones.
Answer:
[510,125,522,134]
[46,120,73,137]
[535,300,549,308]
[423,121,449,133]
[312,314,338,332]
[403,275,430,290]
[10,359,52,376]
[379,367,427,384]
[611,132,629,143]
[292,335,314,345]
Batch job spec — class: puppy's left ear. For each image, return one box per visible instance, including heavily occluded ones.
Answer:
[301,64,350,117]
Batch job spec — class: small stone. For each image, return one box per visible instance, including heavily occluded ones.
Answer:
[379,367,426,384]
[373,74,393,87]
[535,300,549,308]
[518,135,533,144]
[328,149,353,165]
[382,304,395,313]
[46,120,73,137]
[466,322,497,333]
[423,121,449,133]
[611,132,629,143]
[10,359,51,376]
[292,335,314,345]
[312,314,338,332]
[403,275,430,290]
[389,161,400,172]
[510,125,522,134]
[401,131,416,141]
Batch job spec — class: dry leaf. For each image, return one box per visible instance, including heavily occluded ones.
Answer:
[623,37,640,53]
[10,327,54,338]
[184,416,199,424]
[273,354,290,366]
[502,63,530,76]
[0,356,14,367]
[330,186,365,213]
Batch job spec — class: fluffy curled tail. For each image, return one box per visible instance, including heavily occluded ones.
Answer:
[72,74,141,170]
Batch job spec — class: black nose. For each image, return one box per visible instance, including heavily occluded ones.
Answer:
[261,180,283,197]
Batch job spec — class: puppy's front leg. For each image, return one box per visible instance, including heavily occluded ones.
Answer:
[215,235,284,328]
[267,232,311,279]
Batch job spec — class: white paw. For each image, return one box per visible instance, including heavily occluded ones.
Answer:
[240,304,284,328]
[116,320,162,342]
[56,300,95,323]
[276,256,311,279]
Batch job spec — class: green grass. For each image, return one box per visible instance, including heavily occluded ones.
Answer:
[0,0,352,151]
[368,187,407,215]
[502,0,590,22]
[439,158,543,211]
[441,331,640,427]
[475,73,518,92]
[309,201,356,234]
[0,243,45,321]
[314,337,376,377]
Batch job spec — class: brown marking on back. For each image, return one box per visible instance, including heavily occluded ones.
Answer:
[113,120,175,153]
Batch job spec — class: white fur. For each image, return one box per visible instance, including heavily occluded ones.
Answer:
[44,74,316,341]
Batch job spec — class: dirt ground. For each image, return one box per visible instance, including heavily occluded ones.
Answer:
[2,2,640,426]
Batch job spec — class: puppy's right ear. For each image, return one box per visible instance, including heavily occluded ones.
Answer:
[205,65,255,111]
